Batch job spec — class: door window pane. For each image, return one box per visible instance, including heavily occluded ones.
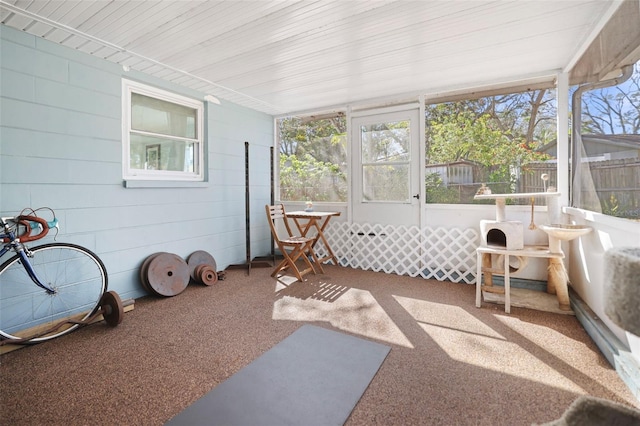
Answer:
[363,164,409,202]
[361,122,410,163]
[361,121,411,202]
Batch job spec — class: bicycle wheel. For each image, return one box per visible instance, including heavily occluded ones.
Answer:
[0,243,108,343]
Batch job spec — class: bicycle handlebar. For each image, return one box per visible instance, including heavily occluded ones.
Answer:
[14,215,50,242]
[2,209,59,244]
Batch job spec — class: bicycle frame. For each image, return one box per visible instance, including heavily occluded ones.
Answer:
[1,218,56,294]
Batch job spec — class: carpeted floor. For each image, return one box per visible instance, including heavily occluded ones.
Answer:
[1,264,638,425]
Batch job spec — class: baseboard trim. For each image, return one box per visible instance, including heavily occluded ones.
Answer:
[570,288,640,402]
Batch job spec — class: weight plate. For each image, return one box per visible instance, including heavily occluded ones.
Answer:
[193,264,206,284]
[139,253,166,295]
[100,291,124,327]
[187,250,217,281]
[146,252,189,297]
[197,265,218,286]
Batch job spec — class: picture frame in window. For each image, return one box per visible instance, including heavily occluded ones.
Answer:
[146,144,161,170]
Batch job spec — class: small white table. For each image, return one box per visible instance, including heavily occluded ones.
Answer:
[476,245,564,313]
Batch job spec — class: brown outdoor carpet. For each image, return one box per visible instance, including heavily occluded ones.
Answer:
[1,265,638,425]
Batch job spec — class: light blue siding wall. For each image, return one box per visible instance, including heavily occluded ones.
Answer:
[0,25,273,301]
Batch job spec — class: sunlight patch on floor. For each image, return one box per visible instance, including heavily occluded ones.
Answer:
[496,315,592,360]
[394,295,584,393]
[393,295,505,340]
[274,275,300,289]
[272,284,413,348]
[417,321,584,393]
[496,314,629,397]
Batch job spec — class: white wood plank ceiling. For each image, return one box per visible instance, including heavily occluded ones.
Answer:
[0,0,623,116]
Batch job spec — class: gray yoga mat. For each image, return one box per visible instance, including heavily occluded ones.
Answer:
[166,324,391,426]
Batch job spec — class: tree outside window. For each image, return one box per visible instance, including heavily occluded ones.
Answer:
[574,62,640,220]
[277,115,347,202]
[425,88,557,204]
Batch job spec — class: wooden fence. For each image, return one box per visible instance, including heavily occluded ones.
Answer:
[426,158,640,219]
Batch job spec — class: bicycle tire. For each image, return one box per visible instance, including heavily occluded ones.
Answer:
[0,243,108,343]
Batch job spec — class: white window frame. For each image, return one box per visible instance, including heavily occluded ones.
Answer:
[122,79,204,181]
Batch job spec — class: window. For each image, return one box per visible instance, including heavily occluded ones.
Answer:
[572,61,640,220]
[277,114,347,202]
[122,80,204,181]
[361,120,411,202]
[424,87,557,204]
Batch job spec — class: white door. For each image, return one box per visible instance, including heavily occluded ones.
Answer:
[351,107,421,227]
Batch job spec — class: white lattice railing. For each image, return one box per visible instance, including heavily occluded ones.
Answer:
[313,222,480,284]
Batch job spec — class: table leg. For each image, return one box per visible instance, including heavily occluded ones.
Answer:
[504,253,511,314]
[292,217,314,238]
[476,250,482,308]
[314,216,339,265]
[293,218,325,273]
[291,217,339,269]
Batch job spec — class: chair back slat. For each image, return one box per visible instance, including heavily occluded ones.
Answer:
[264,204,320,282]
[266,204,297,238]
[268,204,285,220]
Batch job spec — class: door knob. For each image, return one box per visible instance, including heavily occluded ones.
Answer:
[413,193,420,200]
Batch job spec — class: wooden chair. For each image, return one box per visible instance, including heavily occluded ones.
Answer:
[265,204,321,282]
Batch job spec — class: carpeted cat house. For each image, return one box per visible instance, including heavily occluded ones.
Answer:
[604,247,640,337]
[540,246,640,426]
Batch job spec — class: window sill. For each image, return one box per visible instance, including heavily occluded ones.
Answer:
[564,207,638,230]
[123,180,208,189]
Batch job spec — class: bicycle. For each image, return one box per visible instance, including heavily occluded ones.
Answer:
[0,208,122,345]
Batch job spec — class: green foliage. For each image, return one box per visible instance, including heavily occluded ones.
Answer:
[427,109,550,187]
[602,193,640,220]
[424,172,460,203]
[279,153,346,202]
[278,116,347,202]
[424,90,554,201]
[603,194,620,216]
